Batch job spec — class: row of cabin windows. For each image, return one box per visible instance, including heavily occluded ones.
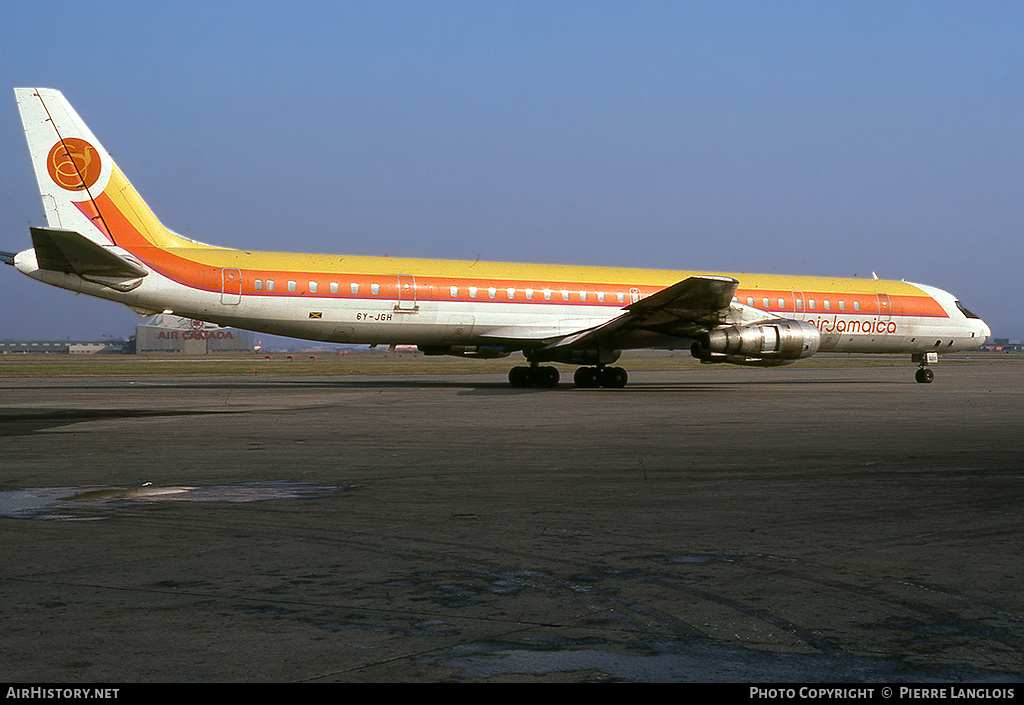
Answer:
[743,295,863,312]
[250,279,630,303]
[459,286,625,303]
[247,281,872,312]
[254,279,380,295]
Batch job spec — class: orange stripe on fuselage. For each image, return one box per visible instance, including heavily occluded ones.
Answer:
[93,190,222,292]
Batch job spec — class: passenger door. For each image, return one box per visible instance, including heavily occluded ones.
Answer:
[221,268,241,305]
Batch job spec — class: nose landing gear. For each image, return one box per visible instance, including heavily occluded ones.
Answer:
[912,352,938,384]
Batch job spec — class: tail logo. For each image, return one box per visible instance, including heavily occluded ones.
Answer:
[47,138,102,192]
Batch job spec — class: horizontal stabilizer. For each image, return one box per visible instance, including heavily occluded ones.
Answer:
[30,227,148,279]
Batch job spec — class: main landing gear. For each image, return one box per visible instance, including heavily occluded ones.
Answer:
[573,365,628,388]
[508,364,559,388]
[915,366,934,384]
[507,364,629,389]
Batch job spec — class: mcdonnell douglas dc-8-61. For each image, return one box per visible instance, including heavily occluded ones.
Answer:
[3,88,990,387]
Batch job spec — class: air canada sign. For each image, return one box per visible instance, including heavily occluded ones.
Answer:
[157,330,235,340]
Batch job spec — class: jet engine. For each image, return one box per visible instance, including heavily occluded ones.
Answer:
[691,319,821,367]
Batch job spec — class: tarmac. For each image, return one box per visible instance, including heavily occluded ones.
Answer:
[1,360,1023,682]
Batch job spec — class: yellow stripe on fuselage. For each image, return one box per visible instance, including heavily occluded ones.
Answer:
[105,167,217,251]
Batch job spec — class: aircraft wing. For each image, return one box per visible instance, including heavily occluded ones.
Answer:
[535,275,740,354]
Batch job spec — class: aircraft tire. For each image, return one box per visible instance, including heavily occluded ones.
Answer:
[508,366,532,388]
[603,366,628,388]
[538,366,560,388]
[915,368,934,384]
[574,366,628,388]
[574,367,599,388]
[511,365,559,388]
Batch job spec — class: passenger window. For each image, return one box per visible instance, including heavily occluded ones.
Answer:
[288,281,297,292]
[839,300,845,311]
[746,297,754,306]
[350,283,359,294]
[854,301,860,311]
[808,299,815,309]
[580,291,587,301]
[597,292,605,302]
[371,283,380,295]
[469,286,478,298]
[561,290,570,301]
[762,297,770,308]
[308,281,317,293]
[824,300,830,310]
[506,288,515,299]
[778,298,785,308]
[488,287,497,299]
[525,288,534,299]
[544,289,552,300]
[450,286,458,297]
[254,279,263,291]
[617,292,625,303]
[267,280,275,291]
[330,282,339,294]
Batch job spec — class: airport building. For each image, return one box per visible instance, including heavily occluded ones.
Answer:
[981,338,1024,353]
[0,340,128,354]
[133,314,254,354]
[3,317,253,355]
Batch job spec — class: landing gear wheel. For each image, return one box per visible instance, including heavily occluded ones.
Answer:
[915,367,934,384]
[574,366,628,388]
[574,367,599,388]
[537,365,560,388]
[508,366,532,388]
[509,365,559,388]
[601,366,628,388]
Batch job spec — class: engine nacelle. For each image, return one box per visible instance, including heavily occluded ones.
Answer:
[691,319,821,364]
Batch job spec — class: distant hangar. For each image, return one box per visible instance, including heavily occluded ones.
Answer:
[134,314,254,354]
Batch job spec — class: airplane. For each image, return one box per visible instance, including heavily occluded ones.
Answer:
[2,88,990,387]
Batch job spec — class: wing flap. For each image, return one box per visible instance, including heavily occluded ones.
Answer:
[625,275,738,322]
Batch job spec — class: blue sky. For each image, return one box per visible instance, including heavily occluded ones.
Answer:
[1,1,1021,340]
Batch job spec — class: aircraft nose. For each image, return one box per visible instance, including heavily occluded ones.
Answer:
[979,319,991,341]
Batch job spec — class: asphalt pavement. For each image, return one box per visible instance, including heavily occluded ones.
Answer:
[2,361,1022,682]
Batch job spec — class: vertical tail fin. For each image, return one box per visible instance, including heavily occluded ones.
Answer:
[15,88,202,251]
[16,87,113,241]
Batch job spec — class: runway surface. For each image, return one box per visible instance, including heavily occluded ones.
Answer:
[2,360,1022,682]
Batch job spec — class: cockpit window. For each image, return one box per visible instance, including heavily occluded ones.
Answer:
[955,301,979,319]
